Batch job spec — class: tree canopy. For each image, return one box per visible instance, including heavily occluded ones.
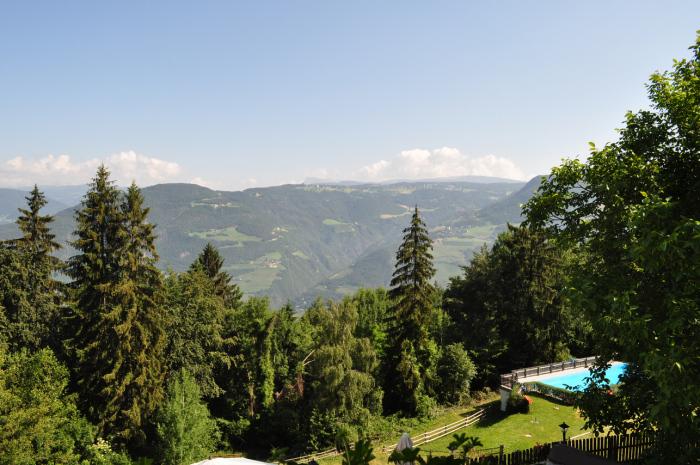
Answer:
[523,34,700,464]
[445,224,590,388]
[66,168,169,450]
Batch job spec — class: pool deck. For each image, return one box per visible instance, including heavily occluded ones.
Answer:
[518,361,625,384]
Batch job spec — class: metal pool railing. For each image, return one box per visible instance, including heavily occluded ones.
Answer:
[500,356,598,389]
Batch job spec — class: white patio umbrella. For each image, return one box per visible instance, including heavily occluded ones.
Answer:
[396,433,414,465]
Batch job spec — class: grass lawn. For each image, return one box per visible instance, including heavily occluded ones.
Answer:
[425,393,587,453]
[315,393,589,465]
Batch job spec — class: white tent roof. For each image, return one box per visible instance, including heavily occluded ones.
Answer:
[191,458,274,465]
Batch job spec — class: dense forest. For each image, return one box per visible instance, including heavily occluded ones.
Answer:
[0,167,592,465]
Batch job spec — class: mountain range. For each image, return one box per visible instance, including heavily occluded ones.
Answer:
[0,176,544,308]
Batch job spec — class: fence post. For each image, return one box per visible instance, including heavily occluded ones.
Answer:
[499,445,504,464]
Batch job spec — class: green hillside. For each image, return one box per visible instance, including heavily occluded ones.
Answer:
[0,178,542,307]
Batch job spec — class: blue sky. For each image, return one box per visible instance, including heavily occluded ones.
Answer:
[1,1,699,191]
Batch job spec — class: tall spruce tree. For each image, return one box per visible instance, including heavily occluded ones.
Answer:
[108,182,169,446]
[385,206,437,414]
[190,243,242,309]
[1,185,63,352]
[66,167,167,449]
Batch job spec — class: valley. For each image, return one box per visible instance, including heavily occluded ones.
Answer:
[0,176,543,308]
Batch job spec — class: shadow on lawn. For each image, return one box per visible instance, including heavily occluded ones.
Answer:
[525,391,577,408]
[463,392,578,430]
[458,400,500,419]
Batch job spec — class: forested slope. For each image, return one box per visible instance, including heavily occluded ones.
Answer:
[0,178,541,306]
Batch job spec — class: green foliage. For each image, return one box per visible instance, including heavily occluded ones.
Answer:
[389,206,436,344]
[339,438,375,465]
[305,298,383,423]
[164,267,234,398]
[386,206,438,414]
[155,368,219,465]
[0,185,64,352]
[66,169,169,448]
[445,225,588,388]
[523,34,700,463]
[436,343,477,404]
[0,349,81,465]
[82,437,133,465]
[190,242,243,308]
[0,246,61,352]
[4,184,63,270]
[449,433,483,459]
[306,409,336,451]
[506,392,529,415]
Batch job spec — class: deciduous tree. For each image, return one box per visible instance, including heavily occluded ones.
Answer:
[155,368,219,465]
[0,349,81,465]
[523,35,700,464]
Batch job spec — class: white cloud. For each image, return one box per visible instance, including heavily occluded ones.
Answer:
[190,177,226,190]
[356,147,528,181]
[107,151,181,185]
[0,151,182,188]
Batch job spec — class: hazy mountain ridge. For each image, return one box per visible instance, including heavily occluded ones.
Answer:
[304,174,525,186]
[0,176,542,307]
[0,188,69,224]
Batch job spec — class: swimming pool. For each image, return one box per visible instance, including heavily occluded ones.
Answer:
[536,363,628,390]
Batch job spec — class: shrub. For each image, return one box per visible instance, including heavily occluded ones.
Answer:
[506,392,530,414]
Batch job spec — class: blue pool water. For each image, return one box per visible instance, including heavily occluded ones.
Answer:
[537,363,627,390]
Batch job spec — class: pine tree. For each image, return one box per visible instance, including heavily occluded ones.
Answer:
[5,184,62,270]
[106,182,169,446]
[190,242,242,308]
[1,185,63,351]
[66,164,124,436]
[385,206,437,414]
[389,206,436,344]
[66,167,168,449]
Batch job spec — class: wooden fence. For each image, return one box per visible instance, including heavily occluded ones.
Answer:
[284,406,492,463]
[382,406,493,454]
[469,432,655,465]
[500,356,598,389]
[287,430,652,465]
